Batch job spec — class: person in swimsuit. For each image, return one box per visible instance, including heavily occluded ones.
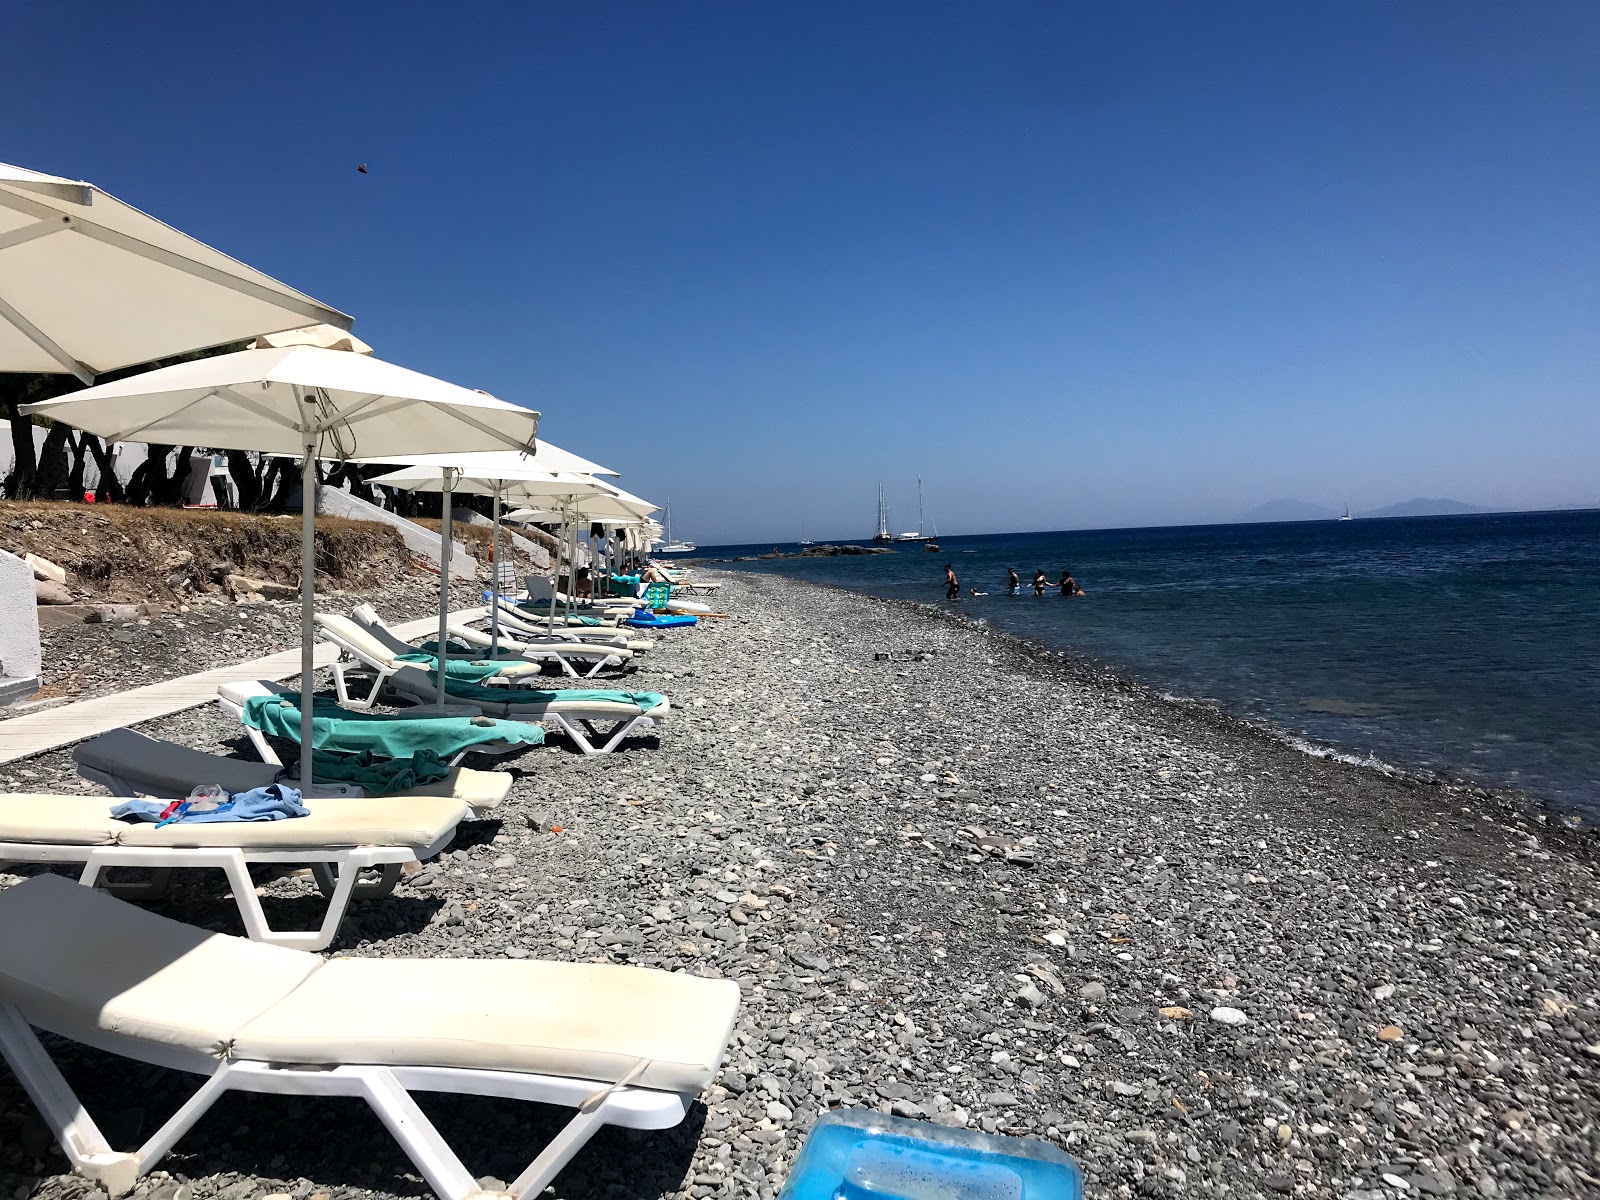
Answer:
[1006,567,1020,596]
[1058,569,1085,597]
[944,563,960,600]
[1032,570,1047,597]
[969,586,987,597]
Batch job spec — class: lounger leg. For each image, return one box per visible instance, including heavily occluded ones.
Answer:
[0,1003,141,1196]
[359,1070,484,1200]
[334,660,390,710]
[221,851,356,951]
[310,860,403,900]
[78,859,173,901]
[506,1105,611,1200]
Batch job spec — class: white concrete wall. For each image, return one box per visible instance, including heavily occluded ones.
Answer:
[0,549,41,704]
[316,486,478,576]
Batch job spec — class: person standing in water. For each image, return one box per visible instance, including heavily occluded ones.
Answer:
[944,563,960,600]
[1006,567,1021,596]
[1058,569,1085,597]
[1032,569,1048,597]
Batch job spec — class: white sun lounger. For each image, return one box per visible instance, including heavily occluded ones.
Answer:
[348,603,634,678]
[488,596,656,650]
[316,614,570,708]
[0,875,740,1200]
[216,680,534,768]
[0,791,465,950]
[377,664,670,756]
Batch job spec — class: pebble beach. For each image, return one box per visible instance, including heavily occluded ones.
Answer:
[2,570,1597,1200]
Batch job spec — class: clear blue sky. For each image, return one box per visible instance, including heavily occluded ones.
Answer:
[11,2,1598,542]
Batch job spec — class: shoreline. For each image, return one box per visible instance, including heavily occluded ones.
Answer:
[3,569,1597,1199]
[736,568,1598,848]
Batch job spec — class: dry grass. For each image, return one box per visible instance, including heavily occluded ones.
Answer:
[0,500,412,605]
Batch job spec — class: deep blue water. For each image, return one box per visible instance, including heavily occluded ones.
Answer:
[700,512,1600,819]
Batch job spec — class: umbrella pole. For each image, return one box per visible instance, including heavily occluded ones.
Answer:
[298,443,317,792]
[489,485,502,657]
[566,512,580,624]
[436,472,455,710]
[547,501,562,638]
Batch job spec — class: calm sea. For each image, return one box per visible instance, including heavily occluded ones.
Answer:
[698,511,1600,820]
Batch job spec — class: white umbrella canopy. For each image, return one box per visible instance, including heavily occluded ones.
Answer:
[23,347,540,789]
[19,345,539,459]
[0,162,350,381]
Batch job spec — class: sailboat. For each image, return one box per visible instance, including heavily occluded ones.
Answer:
[799,521,814,547]
[895,477,937,543]
[872,484,893,543]
[1338,503,1353,522]
[654,502,697,554]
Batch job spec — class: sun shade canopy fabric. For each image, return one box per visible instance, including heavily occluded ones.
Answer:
[369,445,616,478]
[0,162,351,381]
[366,463,612,505]
[20,345,540,459]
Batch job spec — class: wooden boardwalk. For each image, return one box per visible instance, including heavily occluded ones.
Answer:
[0,607,487,765]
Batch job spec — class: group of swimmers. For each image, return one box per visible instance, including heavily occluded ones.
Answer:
[944,564,1086,600]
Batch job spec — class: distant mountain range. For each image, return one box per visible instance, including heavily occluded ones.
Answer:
[1239,496,1493,523]
[1358,497,1492,519]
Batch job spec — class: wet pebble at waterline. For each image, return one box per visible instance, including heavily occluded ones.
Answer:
[0,571,1596,1200]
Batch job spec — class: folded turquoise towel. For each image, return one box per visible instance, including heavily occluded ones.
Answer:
[438,678,665,713]
[286,749,453,795]
[241,693,544,758]
[395,652,518,683]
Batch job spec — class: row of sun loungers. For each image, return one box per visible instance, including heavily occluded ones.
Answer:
[0,582,727,1198]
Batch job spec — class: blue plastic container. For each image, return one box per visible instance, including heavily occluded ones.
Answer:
[777,1110,1082,1200]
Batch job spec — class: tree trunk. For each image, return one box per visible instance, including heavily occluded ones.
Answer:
[155,446,195,507]
[227,449,260,510]
[87,436,124,503]
[33,422,72,498]
[66,430,90,500]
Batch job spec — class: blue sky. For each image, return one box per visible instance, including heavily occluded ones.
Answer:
[10,2,1597,542]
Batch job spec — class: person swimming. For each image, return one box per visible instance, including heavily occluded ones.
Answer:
[969,586,987,597]
[944,563,960,600]
[1058,569,1085,597]
[1006,567,1020,596]
[1032,569,1047,597]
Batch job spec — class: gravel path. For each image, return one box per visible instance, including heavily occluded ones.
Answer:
[2,571,1597,1200]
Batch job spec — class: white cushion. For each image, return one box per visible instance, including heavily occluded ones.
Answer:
[232,958,740,1093]
[0,795,120,845]
[0,875,319,1057]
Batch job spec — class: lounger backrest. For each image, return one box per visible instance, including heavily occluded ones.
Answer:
[0,874,321,1057]
[315,614,399,668]
[349,606,416,657]
[75,729,279,798]
[218,679,290,708]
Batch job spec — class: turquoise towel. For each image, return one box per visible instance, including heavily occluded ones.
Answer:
[285,749,453,796]
[395,652,518,683]
[241,693,544,758]
[437,677,665,713]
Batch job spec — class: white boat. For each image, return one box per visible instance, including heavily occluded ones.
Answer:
[1338,504,1353,522]
[895,477,937,542]
[872,484,893,543]
[652,503,697,554]
[799,520,814,547]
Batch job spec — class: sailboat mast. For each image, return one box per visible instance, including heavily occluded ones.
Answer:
[917,477,925,537]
